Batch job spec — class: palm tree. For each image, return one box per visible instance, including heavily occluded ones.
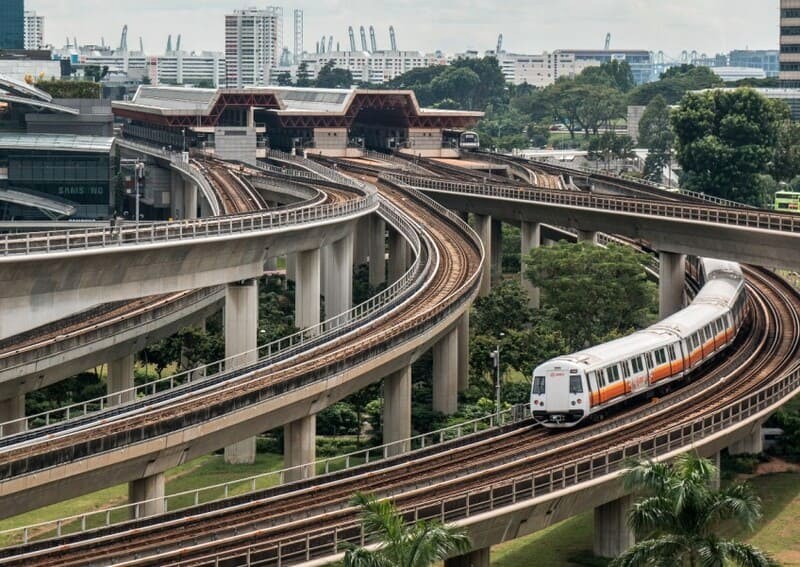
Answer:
[342,492,471,567]
[611,453,777,567]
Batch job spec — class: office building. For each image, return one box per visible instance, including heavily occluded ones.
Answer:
[297,50,446,85]
[728,50,779,78]
[23,11,44,50]
[557,49,654,85]
[0,0,24,50]
[781,0,800,87]
[496,51,598,87]
[225,7,283,87]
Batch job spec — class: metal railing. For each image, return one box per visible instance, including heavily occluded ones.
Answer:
[385,173,800,234]
[269,150,366,190]
[0,194,378,257]
[361,150,431,175]
[0,200,424,438]
[197,359,800,567]
[0,407,524,546]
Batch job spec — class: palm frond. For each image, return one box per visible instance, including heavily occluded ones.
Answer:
[711,539,779,567]
[705,484,763,531]
[609,535,687,567]
[628,496,678,537]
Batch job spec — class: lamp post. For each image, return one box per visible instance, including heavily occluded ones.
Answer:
[120,158,145,228]
[490,332,505,417]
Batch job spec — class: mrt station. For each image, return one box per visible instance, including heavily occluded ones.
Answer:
[112,86,483,161]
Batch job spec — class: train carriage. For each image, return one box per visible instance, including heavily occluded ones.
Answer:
[532,259,745,428]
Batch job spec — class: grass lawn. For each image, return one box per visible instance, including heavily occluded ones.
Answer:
[741,473,800,566]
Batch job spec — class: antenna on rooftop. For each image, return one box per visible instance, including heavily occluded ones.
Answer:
[349,26,357,52]
[389,26,397,51]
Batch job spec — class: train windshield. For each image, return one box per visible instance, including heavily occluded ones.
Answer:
[569,375,583,394]
[532,376,546,394]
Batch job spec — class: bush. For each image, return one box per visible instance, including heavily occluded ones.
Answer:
[36,80,101,99]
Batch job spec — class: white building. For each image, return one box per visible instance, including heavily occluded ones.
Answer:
[23,11,44,50]
[225,7,283,87]
[296,50,446,84]
[496,51,599,87]
[710,66,767,82]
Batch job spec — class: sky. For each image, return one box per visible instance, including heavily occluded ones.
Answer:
[33,0,781,60]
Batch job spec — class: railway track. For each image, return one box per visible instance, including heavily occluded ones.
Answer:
[3,264,795,566]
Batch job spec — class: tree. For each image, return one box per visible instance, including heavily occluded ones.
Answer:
[430,66,481,109]
[315,60,353,89]
[772,119,800,182]
[579,60,635,93]
[342,492,471,567]
[588,131,634,170]
[450,56,507,109]
[628,65,723,106]
[544,79,587,139]
[638,95,675,183]
[672,88,790,206]
[296,62,313,87]
[275,71,293,86]
[83,65,109,83]
[525,242,656,350]
[611,454,777,567]
[576,84,626,137]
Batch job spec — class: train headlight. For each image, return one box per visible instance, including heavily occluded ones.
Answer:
[577,399,582,404]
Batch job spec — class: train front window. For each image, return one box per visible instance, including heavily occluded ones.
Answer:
[533,376,546,394]
[569,375,583,394]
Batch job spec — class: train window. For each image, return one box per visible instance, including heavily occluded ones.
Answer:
[622,361,631,379]
[609,366,621,382]
[586,372,595,391]
[532,376,546,394]
[597,370,606,387]
[716,319,724,333]
[569,375,584,394]
[645,353,654,368]
[635,356,644,373]
[654,350,666,365]
[668,345,677,360]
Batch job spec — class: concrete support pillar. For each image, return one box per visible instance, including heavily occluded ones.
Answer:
[354,216,371,266]
[520,221,541,309]
[224,279,258,465]
[433,327,459,415]
[383,366,412,457]
[710,451,721,491]
[199,194,212,218]
[457,312,470,392]
[284,415,316,483]
[491,219,503,285]
[286,253,296,282]
[295,248,321,331]
[543,238,557,247]
[444,548,490,567]
[107,353,135,406]
[474,214,492,297]
[129,473,165,518]
[323,233,354,320]
[388,228,409,284]
[594,495,635,558]
[729,428,764,455]
[170,171,184,219]
[369,216,386,287]
[578,230,598,244]
[0,395,26,435]
[264,255,278,272]
[183,181,198,220]
[659,251,686,319]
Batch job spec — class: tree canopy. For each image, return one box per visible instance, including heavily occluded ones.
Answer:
[612,454,777,567]
[672,88,790,206]
[628,65,723,106]
[638,95,675,183]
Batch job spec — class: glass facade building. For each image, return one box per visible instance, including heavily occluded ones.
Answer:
[0,0,24,50]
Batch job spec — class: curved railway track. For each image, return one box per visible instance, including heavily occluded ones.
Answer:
[2,264,796,567]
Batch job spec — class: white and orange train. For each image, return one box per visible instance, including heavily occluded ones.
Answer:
[531,259,748,428]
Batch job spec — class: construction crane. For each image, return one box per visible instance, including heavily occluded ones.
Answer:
[118,25,128,52]
[496,33,503,55]
[327,35,334,53]
[604,33,611,50]
[139,37,144,54]
[369,26,377,52]
[389,26,397,51]
[166,35,172,54]
[320,35,326,53]
[176,34,181,53]
[349,26,357,52]
[360,26,368,52]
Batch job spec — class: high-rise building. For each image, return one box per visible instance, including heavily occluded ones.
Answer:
[225,7,283,87]
[781,0,800,87]
[0,0,25,49]
[23,11,44,50]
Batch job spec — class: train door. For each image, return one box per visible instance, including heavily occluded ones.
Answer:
[644,352,655,384]
[630,355,648,392]
[668,343,683,375]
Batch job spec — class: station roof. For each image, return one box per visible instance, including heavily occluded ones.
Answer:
[0,93,80,115]
[112,85,483,129]
[0,133,115,153]
[0,74,52,102]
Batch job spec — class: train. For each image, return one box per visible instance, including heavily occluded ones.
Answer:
[773,190,800,214]
[531,258,747,428]
[443,130,480,150]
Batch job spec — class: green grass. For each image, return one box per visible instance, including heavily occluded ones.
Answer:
[740,473,800,566]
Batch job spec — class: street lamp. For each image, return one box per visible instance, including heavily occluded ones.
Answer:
[490,332,505,417]
[120,158,145,228]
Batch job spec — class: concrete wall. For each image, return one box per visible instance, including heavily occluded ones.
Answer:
[214,127,257,165]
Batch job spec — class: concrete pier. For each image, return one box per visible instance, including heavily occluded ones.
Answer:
[129,473,165,518]
[284,415,316,483]
[728,427,764,455]
[224,279,259,465]
[286,253,296,282]
[383,366,412,457]
[445,548,490,567]
[433,327,459,415]
[323,233,354,320]
[520,221,541,309]
[183,181,198,220]
[354,216,371,266]
[491,219,503,286]
[170,171,184,219]
[369,216,386,287]
[107,354,135,406]
[659,251,686,319]
[593,495,635,558]
[388,227,409,284]
[578,230,598,245]
[0,395,25,435]
[474,214,492,297]
[295,248,321,332]
[457,312,470,392]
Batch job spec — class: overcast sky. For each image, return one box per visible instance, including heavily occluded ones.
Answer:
[33,0,781,59]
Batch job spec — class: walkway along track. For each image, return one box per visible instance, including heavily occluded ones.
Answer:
[1,262,796,566]
[0,174,483,521]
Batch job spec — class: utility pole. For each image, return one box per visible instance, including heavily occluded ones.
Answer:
[490,332,505,417]
[120,158,146,227]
